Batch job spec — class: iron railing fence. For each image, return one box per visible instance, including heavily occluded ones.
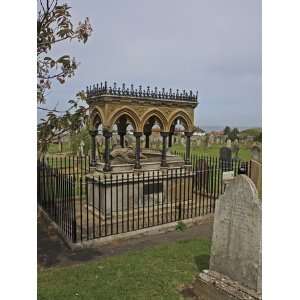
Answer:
[37,160,77,242]
[173,151,251,177]
[38,155,250,244]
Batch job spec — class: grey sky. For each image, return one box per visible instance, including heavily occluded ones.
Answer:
[39,0,261,128]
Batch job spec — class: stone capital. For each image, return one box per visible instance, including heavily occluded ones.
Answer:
[160,131,169,137]
[103,129,112,138]
[133,132,143,138]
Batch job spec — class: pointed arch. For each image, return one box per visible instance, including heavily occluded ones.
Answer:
[108,106,141,131]
[141,109,168,132]
[90,107,104,129]
[167,109,194,132]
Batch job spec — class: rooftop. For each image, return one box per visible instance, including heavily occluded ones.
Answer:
[86,81,198,103]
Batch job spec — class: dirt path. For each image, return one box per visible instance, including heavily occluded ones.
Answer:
[38,214,213,270]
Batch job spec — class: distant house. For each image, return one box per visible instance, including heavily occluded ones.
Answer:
[209,130,224,137]
[193,131,205,137]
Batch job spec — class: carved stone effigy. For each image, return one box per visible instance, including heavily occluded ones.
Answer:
[110,147,147,164]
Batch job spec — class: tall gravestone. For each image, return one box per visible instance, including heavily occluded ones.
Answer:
[193,175,262,300]
[251,145,262,163]
[219,147,232,171]
[196,159,210,192]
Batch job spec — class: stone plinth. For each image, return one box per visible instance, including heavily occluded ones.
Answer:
[193,270,261,300]
[86,168,193,217]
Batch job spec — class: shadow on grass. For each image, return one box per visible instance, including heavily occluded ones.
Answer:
[194,254,210,272]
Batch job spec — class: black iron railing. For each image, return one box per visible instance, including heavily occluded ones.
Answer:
[37,155,250,244]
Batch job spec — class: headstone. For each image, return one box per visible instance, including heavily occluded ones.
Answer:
[79,140,85,157]
[111,134,119,147]
[219,147,232,170]
[251,145,261,163]
[226,139,232,148]
[192,175,262,300]
[208,134,215,144]
[196,159,209,192]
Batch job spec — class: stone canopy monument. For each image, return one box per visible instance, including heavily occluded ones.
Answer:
[84,81,198,217]
[193,175,262,300]
[86,81,198,170]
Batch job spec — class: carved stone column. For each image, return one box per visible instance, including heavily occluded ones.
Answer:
[134,132,143,169]
[184,131,193,165]
[160,132,168,167]
[103,129,112,172]
[89,129,98,167]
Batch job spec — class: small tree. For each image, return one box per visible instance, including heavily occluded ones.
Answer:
[229,128,239,141]
[37,0,92,155]
[224,126,231,136]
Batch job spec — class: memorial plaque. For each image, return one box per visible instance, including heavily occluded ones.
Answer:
[222,170,234,181]
[143,182,163,195]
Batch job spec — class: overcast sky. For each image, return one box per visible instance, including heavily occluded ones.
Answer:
[39,0,261,129]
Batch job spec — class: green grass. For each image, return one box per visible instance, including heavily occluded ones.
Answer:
[38,238,210,300]
[171,144,252,161]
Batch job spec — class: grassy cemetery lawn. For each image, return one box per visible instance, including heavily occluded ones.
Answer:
[38,238,210,300]
[171,144,252,161]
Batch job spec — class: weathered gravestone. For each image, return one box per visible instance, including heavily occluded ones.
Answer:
[251,145,262,163]
[219,147,232,171]
[79,140,85,157]
[226,139,232,148]
[196,159,210,192]
[193,175,262,300]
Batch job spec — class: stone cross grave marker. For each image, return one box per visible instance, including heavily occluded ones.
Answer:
[192,175,262,300]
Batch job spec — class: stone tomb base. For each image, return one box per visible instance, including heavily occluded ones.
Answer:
[192,270,262,300]
[86,167,193,216]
